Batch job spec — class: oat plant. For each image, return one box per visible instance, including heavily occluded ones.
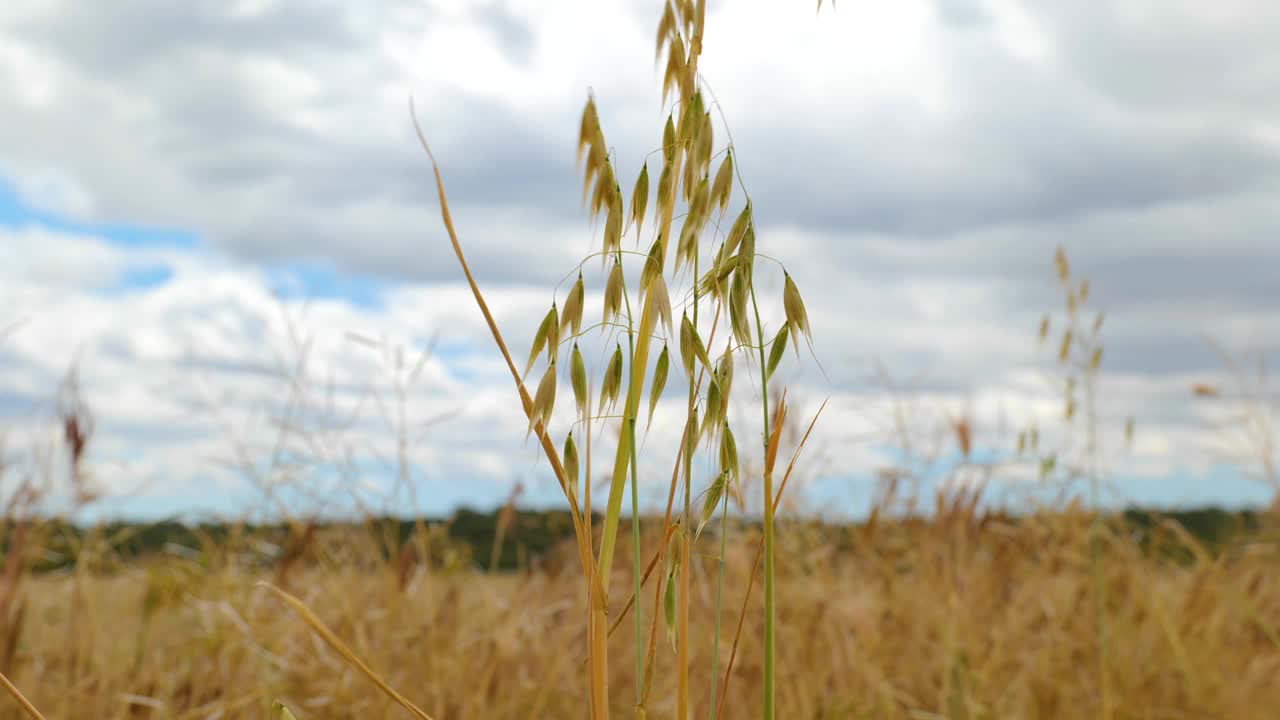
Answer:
[413,1,818,716]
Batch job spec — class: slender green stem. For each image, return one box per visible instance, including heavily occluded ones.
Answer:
[621,261,645,713]
[748,281,774,719]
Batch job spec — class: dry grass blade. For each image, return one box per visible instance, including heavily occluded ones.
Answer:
[0,669,48,720]
[409,96,599,601]
[260,582,436,720]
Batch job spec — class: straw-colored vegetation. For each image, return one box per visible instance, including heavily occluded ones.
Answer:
[4,1,1280,718]
[1,507,1280,719]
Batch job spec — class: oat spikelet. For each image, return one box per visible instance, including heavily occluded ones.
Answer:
[766,324,789,379]
[649,273,675,341]
[524,304,558,378]
[663,113,676,162]
[577,96,599,167]
[647,344,670,431]
[737,222,755,284]
[528,359,558,439]
[716,349,734,402]
[729,269,751,347]
[679,312,710,379]
[564,431,580,496]
[604,187,623,255]
[676,177,708,275]
[711,150,734,214]
[725,204,750,257]
[640,238,664,294]
[686,113,712,197]
[571,343,589,420]
[663,34,687,103]
[657,162,674,225]
[697,245,734,302]
[783,272,811,355]
[701,375,722,444]
[677,93,703,154]
[655,1,676,63]
[631,163,650,242]
[676,215,699,277]
[696,468,730,540]
[600,343,624,414]
[545,302,560,361]
[603,260,624,327]
[720,420,739,483]
[562,273,585,338]
[690,174,709,223]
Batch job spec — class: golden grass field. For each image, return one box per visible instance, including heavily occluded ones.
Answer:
[3,506,1280,719]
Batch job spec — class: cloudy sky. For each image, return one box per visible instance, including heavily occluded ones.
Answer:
[1,0,1278,522]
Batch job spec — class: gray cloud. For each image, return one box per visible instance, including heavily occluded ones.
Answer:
[15,0,362,71]
[1035,2,1280,114]
[7,0,1278,273]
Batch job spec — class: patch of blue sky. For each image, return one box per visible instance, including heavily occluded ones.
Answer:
[431,339,492,384]
[0,388,44,424]
[100,264,176,295]
[265,260,390,311]
[0,175,199,250]
[2,173,399,311]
